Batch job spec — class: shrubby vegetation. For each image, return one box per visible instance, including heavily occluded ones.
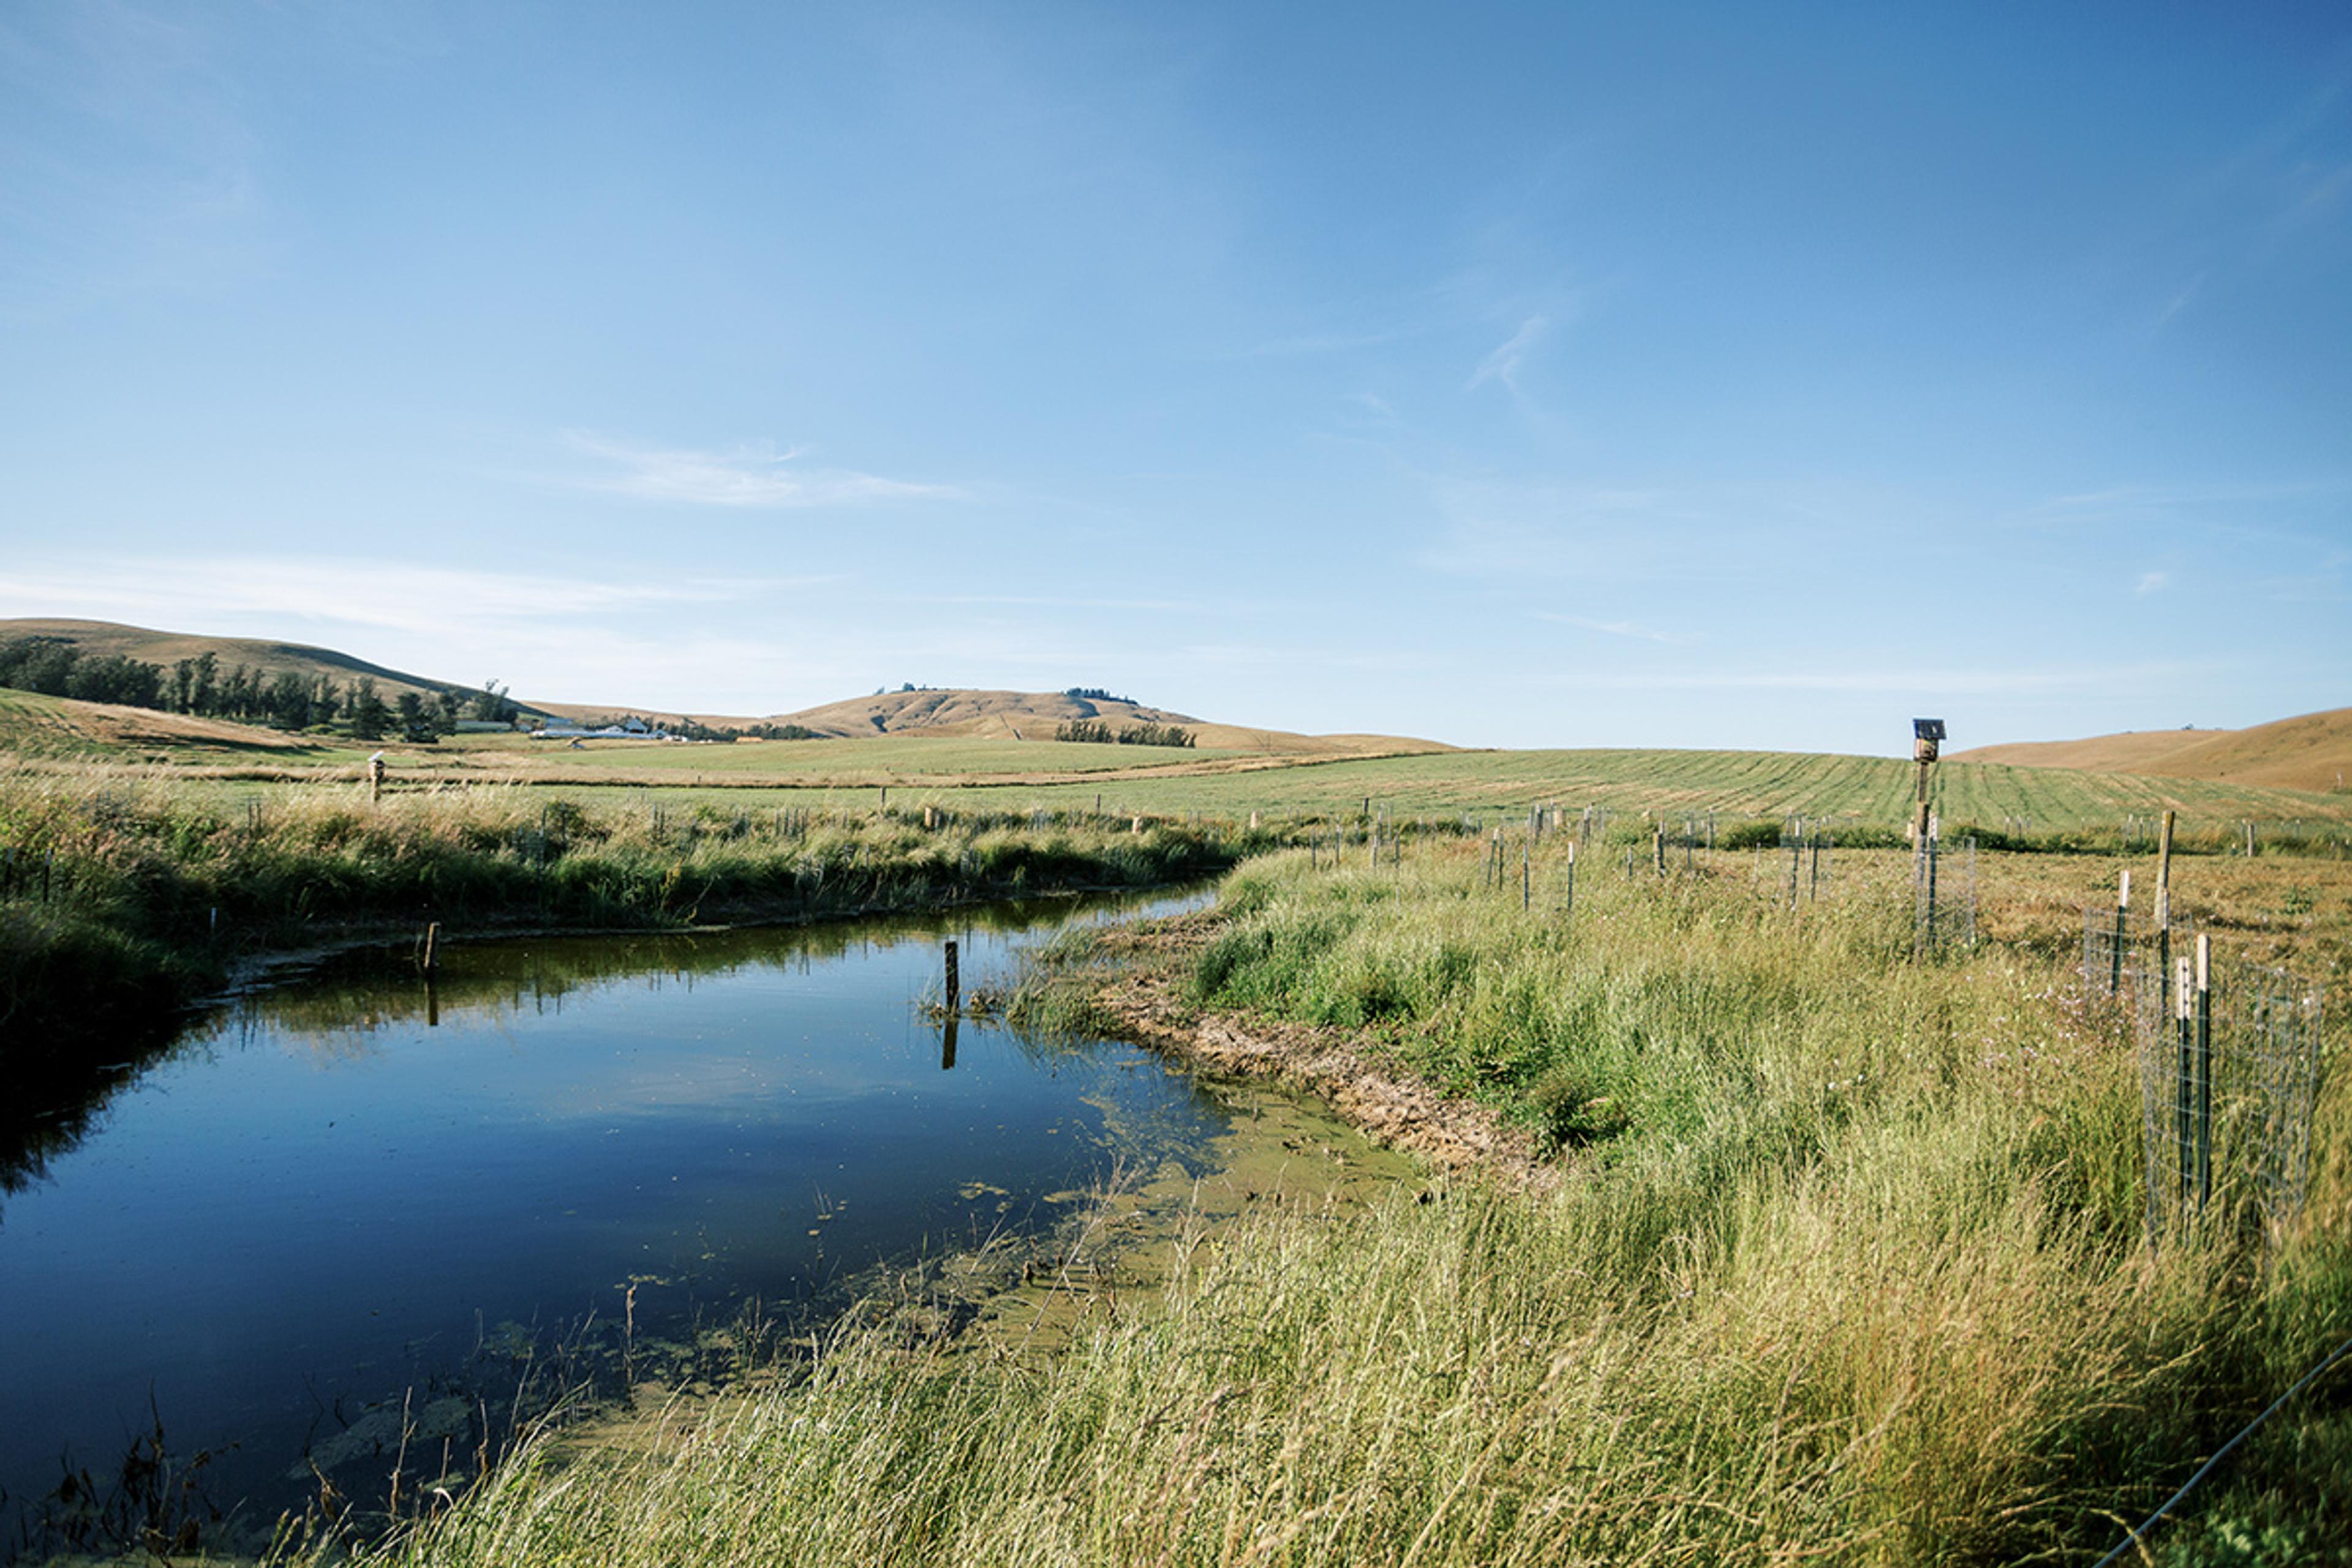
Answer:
[1053,719,1195,748]
[0,771,1245,1050]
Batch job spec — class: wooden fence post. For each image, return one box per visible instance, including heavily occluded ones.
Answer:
[2194,933,2212,1211]
[2110,871,2130,998]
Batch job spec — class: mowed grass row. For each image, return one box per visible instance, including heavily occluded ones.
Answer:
[303,745,2352,846]
[327,841,2352,1567]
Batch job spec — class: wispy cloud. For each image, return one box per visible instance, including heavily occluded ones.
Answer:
[1535,612,1678,644]
[2135,570,2168,594]
[1466,314,1549,393]
[565,434,963,508]
[0,556,772,641]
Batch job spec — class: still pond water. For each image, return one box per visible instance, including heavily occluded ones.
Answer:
[0,888,1392,1555]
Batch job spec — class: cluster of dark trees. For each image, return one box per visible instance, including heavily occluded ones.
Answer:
[1063,686,1135,704]
[1052,718,1194,748]
[0,636,519,742]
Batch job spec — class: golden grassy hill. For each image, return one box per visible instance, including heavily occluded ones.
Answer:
[0,687,317,753]
[1950,706,2352,793]
[529,687,1451,758]
[0,617,489,707]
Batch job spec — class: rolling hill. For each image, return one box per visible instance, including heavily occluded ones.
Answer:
[0,619,1444,757]
[1950,707,2352,794]
[0,617,521,711]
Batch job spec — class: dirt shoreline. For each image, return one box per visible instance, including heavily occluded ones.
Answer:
[1081,916,1559,1191]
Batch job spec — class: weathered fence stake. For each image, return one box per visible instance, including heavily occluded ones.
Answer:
[2195,934,2213,1210]
[2109,871,2130,998]
[944,940,960,1014]
[421,921,440,976]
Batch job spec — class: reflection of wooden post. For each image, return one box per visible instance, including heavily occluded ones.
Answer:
[943,940,959,1014]
[941,1014,958,1072]
[426,979,439,1028]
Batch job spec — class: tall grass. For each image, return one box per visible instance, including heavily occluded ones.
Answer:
[0,763,1245,1051]
[305,841,2350,1566]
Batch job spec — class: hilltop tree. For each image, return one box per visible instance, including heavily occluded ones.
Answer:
[350,678,390,741]
[472,679,514,724]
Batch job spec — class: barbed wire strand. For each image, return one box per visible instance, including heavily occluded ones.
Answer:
[2090,1329,2352,1568]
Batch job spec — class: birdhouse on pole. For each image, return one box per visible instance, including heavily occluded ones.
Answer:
[1910,719,1945,840]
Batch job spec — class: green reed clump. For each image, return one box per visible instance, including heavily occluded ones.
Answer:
[0,766,1237,1053]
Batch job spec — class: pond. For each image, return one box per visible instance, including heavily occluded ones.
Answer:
[0,888,1407,1559]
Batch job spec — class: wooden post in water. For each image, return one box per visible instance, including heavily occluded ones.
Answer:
[943,940,960,1015]
[420,921,440,976]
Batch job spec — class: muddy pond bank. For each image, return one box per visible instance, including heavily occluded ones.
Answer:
[1,884,1419,1564]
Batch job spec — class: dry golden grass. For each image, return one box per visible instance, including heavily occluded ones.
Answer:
[1954,706,2352,793]
[0,687,317,753]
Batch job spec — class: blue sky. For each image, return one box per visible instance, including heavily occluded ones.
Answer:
[2,2,2347,753]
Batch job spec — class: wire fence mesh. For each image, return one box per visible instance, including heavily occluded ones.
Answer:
[2110,916,2329,1247]
[1912,831,1975,953]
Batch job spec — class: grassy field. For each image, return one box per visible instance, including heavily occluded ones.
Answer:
[9,706,2352,1562]
[10,687,2351,847]
[301,838,2352,1567]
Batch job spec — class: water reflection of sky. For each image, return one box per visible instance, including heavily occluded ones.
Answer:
[0,889,1216,1548]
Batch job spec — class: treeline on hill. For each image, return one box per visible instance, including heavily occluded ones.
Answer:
[0,637,516,742]
[1053,719,1196,748]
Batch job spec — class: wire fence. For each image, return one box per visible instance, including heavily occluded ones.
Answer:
[1912,830,1975,954]
[2091,912,2329,1246]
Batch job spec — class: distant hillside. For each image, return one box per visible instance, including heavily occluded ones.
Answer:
[0,620,1445,756]
[1951,707,2352,793]
[0,617,535,712]
[530,687,1453,757]
[767,688,1447,756]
